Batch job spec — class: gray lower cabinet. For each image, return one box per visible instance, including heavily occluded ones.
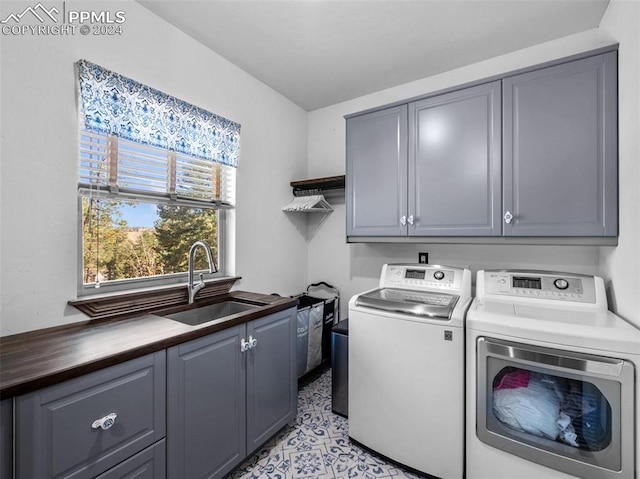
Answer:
[167,325,246,479]
[15,351,166,479]
[94,440,166,479]
[167,307,297,479]
[246,311,297,454]
[1,399,12,479]
[503,51,618,236]
[9,309,295,479]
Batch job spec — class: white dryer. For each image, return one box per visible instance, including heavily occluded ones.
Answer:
[466,270,640,479]
[349,264,472,479]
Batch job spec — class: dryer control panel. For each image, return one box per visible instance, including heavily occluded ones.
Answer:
[481,270,598,304]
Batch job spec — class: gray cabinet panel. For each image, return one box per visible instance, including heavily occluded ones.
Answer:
[346,49,617,241]
[246,309,297,454]
[95,440,165,479]
[409,81,502,236]
[503,52,617,236]
[0,399,12,479]
[15,352,166,479]
[347,105,408,236]
[167,308,297,479]
[167,325,245,479]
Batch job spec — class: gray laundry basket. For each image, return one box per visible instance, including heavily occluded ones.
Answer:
[295,282,340,378]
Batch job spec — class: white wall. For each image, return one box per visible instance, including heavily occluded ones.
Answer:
[307,28,620,320]
[0,1,308,336]
[2,1,636,336]
[597,0,640,328]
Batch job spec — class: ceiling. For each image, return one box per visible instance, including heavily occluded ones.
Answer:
[139,0,610,111]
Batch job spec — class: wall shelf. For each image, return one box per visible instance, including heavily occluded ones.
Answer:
[282,175,345,214]
[290,175,345,197]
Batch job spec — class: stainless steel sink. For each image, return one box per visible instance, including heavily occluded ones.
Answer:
[163,301,259,326]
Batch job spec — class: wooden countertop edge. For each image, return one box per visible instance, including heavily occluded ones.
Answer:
[0,292,298,399]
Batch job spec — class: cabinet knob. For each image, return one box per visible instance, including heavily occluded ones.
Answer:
[240,338,251,353]
[407,215,414,226]
[92,413,117,431]
[400,215,407,226]
[249,335,257,349]
[504,211,514,224]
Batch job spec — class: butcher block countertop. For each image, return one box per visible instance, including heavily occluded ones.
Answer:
[0,291,298,399]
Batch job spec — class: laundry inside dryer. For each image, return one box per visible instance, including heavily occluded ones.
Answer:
[491,366,612,451]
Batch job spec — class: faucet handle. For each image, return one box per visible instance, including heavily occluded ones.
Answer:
[199,272,205,283]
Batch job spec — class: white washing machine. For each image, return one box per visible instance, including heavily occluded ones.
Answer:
[349,263,472,479]
[466,270,640,479]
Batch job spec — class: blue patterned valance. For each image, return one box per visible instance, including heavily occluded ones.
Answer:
[77,60,240,168]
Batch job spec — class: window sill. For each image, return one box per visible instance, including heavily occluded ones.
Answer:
[68,276,241,320]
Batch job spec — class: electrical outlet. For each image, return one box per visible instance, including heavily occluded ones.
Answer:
[418,252,428,264]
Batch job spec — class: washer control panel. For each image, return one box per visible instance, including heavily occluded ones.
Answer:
[482,270,597,303]
[381,264,461,291]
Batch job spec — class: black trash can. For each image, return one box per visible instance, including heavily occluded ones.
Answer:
[331,319,349,417]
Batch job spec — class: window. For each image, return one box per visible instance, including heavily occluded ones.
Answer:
[77,60,240,294]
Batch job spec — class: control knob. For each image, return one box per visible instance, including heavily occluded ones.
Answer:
[433,271,445,280]
[554,278,569,290]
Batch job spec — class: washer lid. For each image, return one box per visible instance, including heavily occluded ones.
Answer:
[355,288,459,319]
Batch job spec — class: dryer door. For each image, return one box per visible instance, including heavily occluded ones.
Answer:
[476,337,635,479]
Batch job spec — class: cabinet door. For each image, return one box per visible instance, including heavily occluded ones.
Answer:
[503,52,617,236]
[346,105,408,237]
[409,81,502,236]
[246,308,297,454]
[167,326,246,479]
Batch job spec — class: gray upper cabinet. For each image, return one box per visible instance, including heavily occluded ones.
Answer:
[346,49,618,241]
[409,81,502,236]
[347,82,501,238]
[503,52,617,236]
[346,105,408,236]
[167,307,297,479]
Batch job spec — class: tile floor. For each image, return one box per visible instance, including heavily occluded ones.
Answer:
[230,367,423,479]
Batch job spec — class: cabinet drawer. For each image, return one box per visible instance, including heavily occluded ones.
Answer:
[95,440,165,479]
[16,351,166,479]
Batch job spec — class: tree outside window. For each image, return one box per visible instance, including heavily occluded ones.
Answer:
[82,198,218,286]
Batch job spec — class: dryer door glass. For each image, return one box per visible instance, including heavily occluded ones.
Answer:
[491,366,612,451]
[476,338,635,479]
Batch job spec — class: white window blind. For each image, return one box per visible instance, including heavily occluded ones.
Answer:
[77,59,239,208]
[79,131,236,206]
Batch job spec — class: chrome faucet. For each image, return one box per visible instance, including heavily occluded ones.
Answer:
[188,240,217,304]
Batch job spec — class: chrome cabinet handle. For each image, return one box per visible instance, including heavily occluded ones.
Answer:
[92,413,117,431]
[407,215,414,226]
[504,211,513,224]
[400,215,407,226]
[241,336,257,351]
